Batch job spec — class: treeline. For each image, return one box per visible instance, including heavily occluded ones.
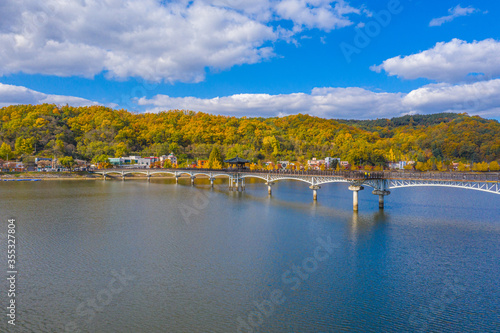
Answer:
[0,104,499,166]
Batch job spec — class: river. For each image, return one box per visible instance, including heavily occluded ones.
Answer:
[0,178,499,332]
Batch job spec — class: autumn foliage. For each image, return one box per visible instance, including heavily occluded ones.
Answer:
[0,104,499,167]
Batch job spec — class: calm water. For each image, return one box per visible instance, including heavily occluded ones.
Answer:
[0,178,499,333]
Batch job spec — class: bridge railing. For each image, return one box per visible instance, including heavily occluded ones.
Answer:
[383,171,500,182]
[91,167,499,182]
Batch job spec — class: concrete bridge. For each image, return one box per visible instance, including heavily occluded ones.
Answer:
[92,168,500,211]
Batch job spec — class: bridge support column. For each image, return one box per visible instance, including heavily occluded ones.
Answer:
[175,175,180,184]
[147,174,151,182]
[309,185,321,201]
[241,178,245,191]
[122,175,125,181]
[349,185,364,211]
[266,182,274,195]
[210,177,215,187]
[372,190,390,209]
[191,176,196,186]
[103,174,107,181]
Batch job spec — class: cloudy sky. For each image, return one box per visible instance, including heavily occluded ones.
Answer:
[1,0,499,120]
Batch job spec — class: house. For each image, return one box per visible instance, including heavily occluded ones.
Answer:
[166,153,177,166]
[278,161,290,169]
[1,162,25,172]
[197,160,208,168]
[75,159,90,171]
[340,161,350,169]
[307,158,325,170]
[388,161,411,170]
[160,153,177,166]
[35,158,53,171]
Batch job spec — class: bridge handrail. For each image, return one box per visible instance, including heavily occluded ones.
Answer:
[90,167,499,182]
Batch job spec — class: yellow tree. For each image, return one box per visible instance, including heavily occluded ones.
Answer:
[489,161,500,171]
[0,142,13,160]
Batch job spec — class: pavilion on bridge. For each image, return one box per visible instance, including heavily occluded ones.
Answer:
[224,156,250,170]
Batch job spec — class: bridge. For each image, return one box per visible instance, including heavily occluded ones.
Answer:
[92,168,500,211]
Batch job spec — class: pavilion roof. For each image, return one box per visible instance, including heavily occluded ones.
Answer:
[224,156,250,164]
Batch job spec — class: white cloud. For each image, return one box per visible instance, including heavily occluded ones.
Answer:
[0,83,98,108]
[371,39,500,83]
[137,87,404,119]
[403,79,500,118]
[429,5,480,27]
[0,0,360,83]
[136,80,500,119]
[3,80,499,120]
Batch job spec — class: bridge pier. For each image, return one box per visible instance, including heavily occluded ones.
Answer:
[175,175,180,184]
[372,190,390,209]
[266,182,274,195]
[241,178,245,191]
[147,174,151,182]
[309,185,321,201]
[191,176,196,186]
[210,177,215,187]
[349,185,364,211]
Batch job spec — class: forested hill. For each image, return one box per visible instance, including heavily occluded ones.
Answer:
[337,113,464,134]
[0,104,499,165]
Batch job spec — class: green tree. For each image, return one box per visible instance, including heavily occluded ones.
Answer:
[208,146,224,169]
[59,156,76,171]
[163,159,172,169]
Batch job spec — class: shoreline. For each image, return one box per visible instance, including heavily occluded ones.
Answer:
[0,173,207,181]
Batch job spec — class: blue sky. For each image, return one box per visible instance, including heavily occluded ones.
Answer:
[1,0,500,120]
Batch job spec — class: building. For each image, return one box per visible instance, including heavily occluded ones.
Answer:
[1,162,25,172]
[165,153,177,166]
[388,161,412,170]
[340,161,350,169]
[307,158,325,170]
[109,156,160,168]
[278,161,290,169]
[197,160,208,168]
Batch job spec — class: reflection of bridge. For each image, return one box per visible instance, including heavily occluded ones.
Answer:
[92,169,500,211]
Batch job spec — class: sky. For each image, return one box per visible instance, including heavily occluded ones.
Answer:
[1,0,500,120]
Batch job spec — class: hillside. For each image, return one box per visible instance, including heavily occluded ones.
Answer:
[0,104,499,166]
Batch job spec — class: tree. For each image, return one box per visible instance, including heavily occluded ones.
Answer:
[92,154,109,164]
[163,159,172,169]
[457,162,469,172]
[59,156,76,171]
[0,142,13,160]
[15,137,35,156]
[208,146,224,169]
[472,162,489,172]
[212,160,223,169]
[489,161,500,171]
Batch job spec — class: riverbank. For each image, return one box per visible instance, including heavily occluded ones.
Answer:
[0,171,202,181]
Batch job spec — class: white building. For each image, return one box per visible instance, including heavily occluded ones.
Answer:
[278,161,290,169]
